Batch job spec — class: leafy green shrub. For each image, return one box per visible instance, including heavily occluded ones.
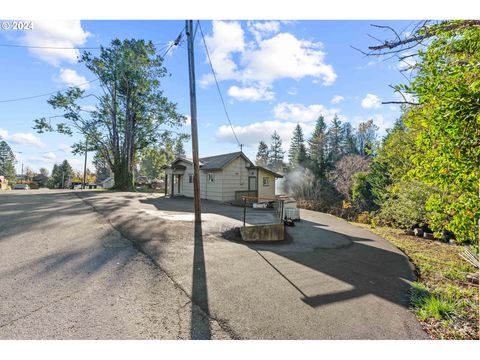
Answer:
[376,180,436,230]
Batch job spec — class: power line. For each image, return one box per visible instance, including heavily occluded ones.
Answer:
[0,40,173,51]
[197,21,241,148]
[0,79,99,103]
[0,27,185,104]
[160,27,185,58]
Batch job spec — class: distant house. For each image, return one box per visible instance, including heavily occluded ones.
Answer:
[163,151,283,202]
[100,177,115,189]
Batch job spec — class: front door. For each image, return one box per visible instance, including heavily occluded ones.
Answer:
[248,176,257,191]
[177,175,182,194]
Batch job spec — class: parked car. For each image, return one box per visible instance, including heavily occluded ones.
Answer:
[13,184,30,190]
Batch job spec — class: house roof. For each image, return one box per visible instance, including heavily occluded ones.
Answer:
[248,165,284,178]
[200,152,252,170]
[165,152,253,171]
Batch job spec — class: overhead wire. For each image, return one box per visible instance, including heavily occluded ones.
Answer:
[0,26,186,104]
[197,21,241,148]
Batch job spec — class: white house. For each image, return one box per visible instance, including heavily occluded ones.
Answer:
[163,152,283,202]
[100,177,115,189]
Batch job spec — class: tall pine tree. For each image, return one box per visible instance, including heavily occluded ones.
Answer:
[174,138,186,158]
[342,122,358,155]
[268,131,285,172]
[256,141,269,167]
[326,114,343,165]
[308,115,328,178]
[288,124,307,167]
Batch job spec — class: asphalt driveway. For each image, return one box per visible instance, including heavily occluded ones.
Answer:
[75,192,429,339]
[0,190,230,339]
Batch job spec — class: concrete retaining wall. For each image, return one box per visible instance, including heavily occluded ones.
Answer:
[240,223,284,242]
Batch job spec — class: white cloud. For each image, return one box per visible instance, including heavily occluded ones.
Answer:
[59,144,73,153]
[394,91,417,104]
[200,21,337,96]
[361,93,382,109]
[68,157,85,170]
[216,101,342,153]
[216,120,314,152]
[242,33,336,85]
[331,95,345,104]
[227,85,274,102]
[0,128,8,139]
[80,104,96,112]
[0,128,46,148]
[247,21,281,42]
[20,20,91,66]
[42,152,57,160]
[273,102,340,123]
[56,68,90,89]
[200,20,245,86]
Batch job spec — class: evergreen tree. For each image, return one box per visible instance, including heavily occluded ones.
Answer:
[268,131,285,172]
[296,143,308,167]
[0,140,16,181]
[174,138,186,158]
[308,115,328,177]
[48,160,74,189]
[342,122,358,155]
[33,168,49,188]
[326,114,343,164]
[288,123,306,167]
[255,141,269,167]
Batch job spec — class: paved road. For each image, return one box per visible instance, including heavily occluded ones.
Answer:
[76,192,429,339]
[0,190,230,339]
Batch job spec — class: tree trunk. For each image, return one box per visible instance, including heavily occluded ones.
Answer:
[112,161,134,191]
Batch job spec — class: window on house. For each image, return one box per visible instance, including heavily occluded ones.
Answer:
[188,174,193,183]
[263,177,269,186]
[208,173,215,183]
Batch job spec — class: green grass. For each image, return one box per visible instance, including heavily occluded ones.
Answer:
[353,223,479,339]
[410,283,457,321]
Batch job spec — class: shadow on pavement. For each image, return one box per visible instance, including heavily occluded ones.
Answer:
[190,221,211,340]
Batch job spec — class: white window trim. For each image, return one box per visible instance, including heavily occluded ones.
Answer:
[263,177,269,186]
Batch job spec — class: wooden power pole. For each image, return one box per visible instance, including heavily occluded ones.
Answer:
[186,20,202,225]
[83,138,88,190]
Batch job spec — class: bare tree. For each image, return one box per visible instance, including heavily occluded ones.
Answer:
[328,154,371,201]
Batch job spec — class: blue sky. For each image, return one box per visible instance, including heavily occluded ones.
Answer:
[0,20,415,173]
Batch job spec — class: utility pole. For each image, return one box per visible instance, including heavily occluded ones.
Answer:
[83,138,88,189]
[21,162,24,184]
[186,20,202,225]
[62,172,65,189]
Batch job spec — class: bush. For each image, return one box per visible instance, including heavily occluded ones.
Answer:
[376,180,436,230]
[356,211,372,224]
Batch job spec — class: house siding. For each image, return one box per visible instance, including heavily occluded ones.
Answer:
[221,157,250,201]
[166,154,279,203]
[257,168,276,200]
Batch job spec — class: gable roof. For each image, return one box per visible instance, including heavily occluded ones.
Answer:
[200,151,253,170]
[165,152,254,171]
[248,165,283,178]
